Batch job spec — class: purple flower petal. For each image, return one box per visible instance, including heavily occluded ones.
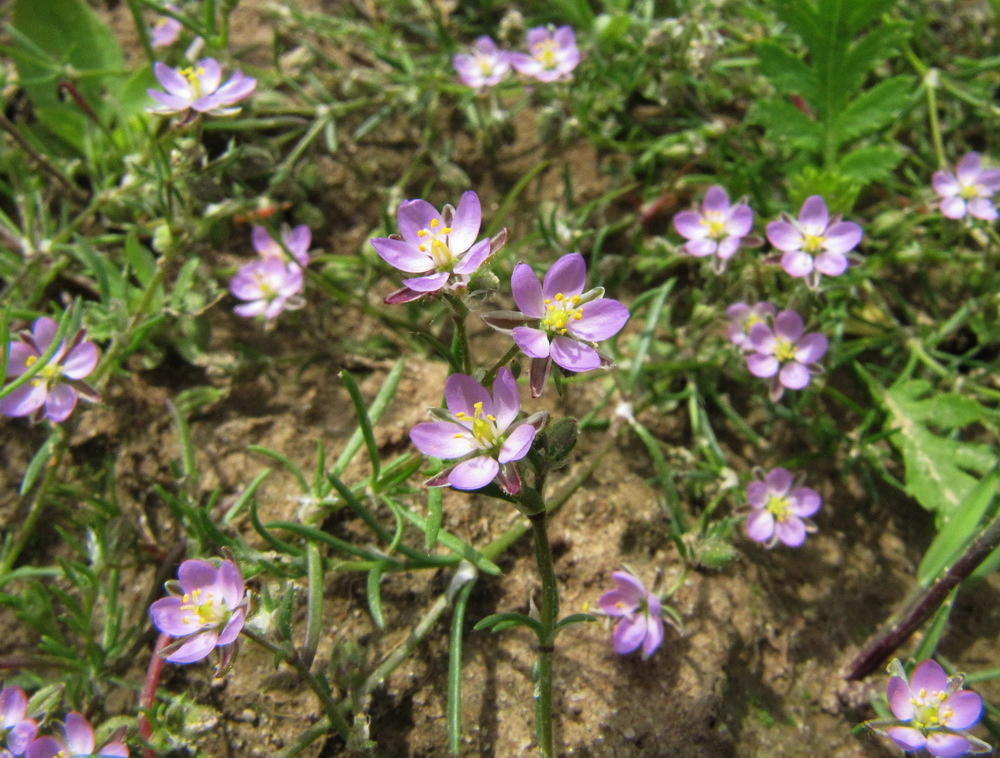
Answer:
[370,237,431,273]
[65,712,95,756]
[673,210,708,241]
[285,225,311,262]
[150,596,203,636]
[968,197,998,220]
[512,326,551,359]
[490,367,520,430]
[643,613,665,659]
[979,168,1000,193]
[33,317,60,354]
[196,58,222,94]
[932,171,960,198]
[822,221,862,255]
[747,353,779,378]
[498,423,535,463]
[599,588,638,617]
[153,62,191,97]
[204,71,255,108]
[728,204,754,236]
[62,342,99,379]
[887,675,914,720]
[553,25,576,50]
[217,607,246,646]
[789,487,821,517]
[550,336,600,372]
[166,630,220,663]
[911,660,948,693]
[685,238,717,257]
[779,361,811,390]
[717,237,741,260]
[445,372,493,418]
[746,510,775,542]
[397,199,440,243]
[766,221,803,253]
[97,741,129,758]
[402,272,450,292]
[0,686,27,727]
[26,736,63,758]
[542,253,586,300]
[448,191,481,254]
[774,310,804,342]
[453,238,491,275]
[944,690,983,729]
[233,300,268,318]
[926,733,972,758]
[612,615,646,655]
[798,195,829,232]
[0,380,47,419]
[410,421,475,459]
[703,186,730,213]
[814,251,848,276]
[569,299,629,342]
[775,516,806,546]
[795,333,828,363]
[44,383,78,423]
[765,468,793,495]
[218,559,244,608]
[5,342,37,378]
[940,196,967,219]
[781,250,814,278]
[8,719,37,755]
[448,456,499,490]
[512,263,544,318]
[178,559,220,594]
[886,726,926,752]
[147,89,192,113]
[746,481,769,508]
[956,152,982,183]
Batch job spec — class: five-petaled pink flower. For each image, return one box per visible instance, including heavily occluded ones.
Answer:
[150,6,182,48]
[251,225,311,266]
[1,685,37,756]
[482,253,630,398]
[599,570,664,659]
[230,259,304,320]
[453,37,511,90]
[25,712,127,758]
[932,152,1000,221]
[370,191,507,304]
[766,196,862,287]
[726,302,776,351]
[885,659,985,757]
[745,467,821,548]
[410,367,546,495]
[510,26,580,82]
[1,317,100,424]
[150,559,250,665]
[147,58,256,120]
[746,309,827,401]
[672,186,753,271]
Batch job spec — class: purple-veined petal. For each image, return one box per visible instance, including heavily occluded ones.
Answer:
[195,58,222,94]
[150,596,204,636]
[153,62,191,97]
[65,712,95,756]
[926,733,972,758]
[490,367,520,430]
[775,516,807,546]
[512,326,551,360]
[178,559,219,594]
[685,238,717,257]
[8,719,37,755]
[956,152,982,183]
[887,675,914,721]
[746,510,775,542]
[611,571,646,602]
[765,468,793,496]
[822,221,862,255]
[218,559,244,608]
[402,272,449,292]
[795,332,828,363]
[569,299,629,342]
[643,614,665,659]
[217,607,246,646]
[779,361,811,390]
[911,660,948,693]
[447,191,481,254]
[26,736,62,758]
[32,317,60,354]
[766,221,803,253]
[453,238,491,275]
[798,195,829,232]
[774,310,804,342]
[44,383,78,423]
[550,336,600,372]
[166,630,220,663]
[498,423,535,464]
[0,686,27,726]
[612,615,646,655]
[410,422,476,459]
[968,197,998,220]
[1,381,48,418]
[542,253,587,300]
[727,203,754,236]
[445,373,493,418]
[814,251,848,276]
[940,196,967,219]
[932,171,960,198]
[747,353,779,378]
[448,455,499,490]
[397,199,440,243]
[789,487,821,517]
[62,342,99,379]
[746,481,769,508]
[599,588,638,617]
[943,690,983,729]
[703,186,730,213]
[370,237,432,273]
[672,210,709,240]
[512,263,545,318]
[781,251,814,278]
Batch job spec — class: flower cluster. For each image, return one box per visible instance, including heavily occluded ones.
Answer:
[150,558,249,665]
[867,659,989,757]
[765,195,863,286]
[482,253,630,397]
[744,309,828,401]
[230,225,310,320]
[672,186,753,271]
[453,26,580,89]
[1,317,101,424]
[933,152,1000,221]
[410,368,546,495]
[598,571,664,659]
[745,467,821,548]
[147,58,256,121]
[371,191,507,304]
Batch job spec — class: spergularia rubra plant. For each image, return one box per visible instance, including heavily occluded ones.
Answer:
[599,570,664,659]
[453,37,511,90]
[672,186,753,271]
[410,367,546,495]
[745,309,827,401]
[25,712,128,758]
[1,317,100,424]
[150,8,182,48]
[933,152,1000,221]
[252,225,311,266]
[150,559,250,665]
[510,26,580,82]
[766,195,862,287]
[726,302,776,351]
[147,59,256,120]
[230,259,304,320]
[745,467,821,548]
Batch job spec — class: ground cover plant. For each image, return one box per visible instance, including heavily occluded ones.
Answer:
[3,0,1000,756]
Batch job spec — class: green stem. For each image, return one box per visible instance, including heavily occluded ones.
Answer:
[527,507,558,758]
[483,344,522,386]
[444,292,472,374]
[924,70,947,169]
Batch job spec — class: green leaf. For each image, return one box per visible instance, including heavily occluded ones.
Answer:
[878,379,998,521]
[757,42,818,102]
[836,145,904,184]
[771,0,824,52]
[834,76,915,147]
[367,564,386,630]
[836,21,910,102]
[554,613,597,633]
[745,99,822,151]
[394,500,501,576]
[125,229,157,288]
[843,0,900,36]
[473,612,542,636]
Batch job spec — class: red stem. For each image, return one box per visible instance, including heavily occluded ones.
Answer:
[138,633,172,758]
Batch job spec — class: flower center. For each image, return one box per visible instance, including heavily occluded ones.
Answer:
[803,233,825,253]
[178,65,206,96]
[766,495,791,522]
[179,588,228,627]
[478,56,494,76]
[533,39,559,68]
[959,184,983,200]
[416,217,455,269]
[24,354,63,386]
[454,401,498,448]
[700,211,728,240]
[909,687,950,729]
[541,292,584,335]
[773,337,796,362]
[253,272,278,300]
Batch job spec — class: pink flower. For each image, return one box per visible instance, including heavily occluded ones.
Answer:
[726,302,776,351]
[1,317,100,423]
[150,7,182,48]
[509,26,580,82]
[933,152,1000,221]
[745,467,821,548]
[672,186,753,270]
[745,309,827,401]
[147,58,256,119]
[453,37,511,90]
[599,571,664,659]
[1,686,37,756]
[25,712,127,758]
[149,559,249,665]
[251,225,311,266]
[230,259,304,320]
[765,196,862,286]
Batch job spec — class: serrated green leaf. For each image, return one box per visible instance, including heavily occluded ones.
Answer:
[746,99,822,151]
[843,0,899,36]
[757,41,819,102]
[834,76,915,147]
[837,145,904,184]
[771,0,823,52]
[880,379,998,521]
[836,22,910,104]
